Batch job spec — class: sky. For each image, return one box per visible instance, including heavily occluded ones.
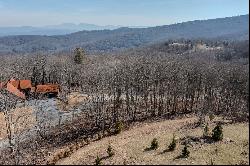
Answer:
[0,0,248,27]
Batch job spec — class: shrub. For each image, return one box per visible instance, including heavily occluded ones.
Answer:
[210,158,214,165]
[63,151,69,158]
[95,155,102,165]
[98,133,103,140]
[107,144,115,157]
[203,123,210,137]
[150,138,159,150]
[168,134,177,151]
[209,114,215,121]
[212,124,223,141]
[182,144,190,158]
[115,121,124,134]
[198,115,205,127]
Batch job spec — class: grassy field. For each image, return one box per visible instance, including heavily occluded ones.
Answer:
[57,92,89,111]
[57,116,249,165]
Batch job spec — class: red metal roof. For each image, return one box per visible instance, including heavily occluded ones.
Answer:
[36,84,59,93]
[19,80,32,89]
[6,82,26,99]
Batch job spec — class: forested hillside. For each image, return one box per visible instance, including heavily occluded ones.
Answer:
[0,14,248,55]
[0,37,249,164]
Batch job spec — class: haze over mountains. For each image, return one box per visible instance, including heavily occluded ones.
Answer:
[0,23,148,36]
[0,14,248,55]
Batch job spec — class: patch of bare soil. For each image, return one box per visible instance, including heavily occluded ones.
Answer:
[0,112,6,140]
[0,107,34,140]
[57,92,89,111]
[56,116,249,165]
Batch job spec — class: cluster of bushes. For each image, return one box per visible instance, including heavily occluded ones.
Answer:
[148,135,190,158]
[95,144,115,165]
[146,121,223,159]
[203,115,223,142]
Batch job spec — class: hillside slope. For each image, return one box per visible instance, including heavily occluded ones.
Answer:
[56,117,249,165]
[0,15,248,55]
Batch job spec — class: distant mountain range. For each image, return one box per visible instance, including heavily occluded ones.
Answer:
[0,23,148,36]
[0,14,248,55]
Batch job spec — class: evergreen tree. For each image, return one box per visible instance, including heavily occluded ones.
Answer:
[114,121,123,134]
[74,47,85,64]
[107,144,115,157]
[182,144,190,158]
[168,134,177,151]
[151,138,159,150]
[212,124,223,141]
[95,155,101,165]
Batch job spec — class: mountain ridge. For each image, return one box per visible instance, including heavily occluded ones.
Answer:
[0,14,248,55]
[0,23,148,36]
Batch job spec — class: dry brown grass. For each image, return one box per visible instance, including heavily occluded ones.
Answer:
[57,92,89,111]
[57,116,249,165]
[0,112,6,140]
[47,140,88,165]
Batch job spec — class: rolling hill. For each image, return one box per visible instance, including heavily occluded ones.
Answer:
[0,14,248,55]
[55,116,249,165]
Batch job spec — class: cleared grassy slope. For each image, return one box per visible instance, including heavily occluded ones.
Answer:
[56,116,249,165]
